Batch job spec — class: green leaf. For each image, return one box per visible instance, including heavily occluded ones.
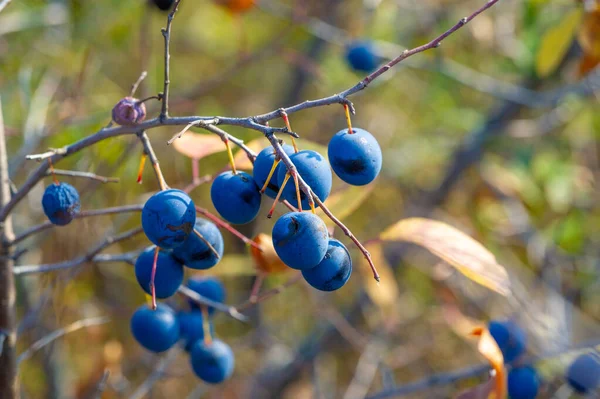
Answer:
[535,8,583,77]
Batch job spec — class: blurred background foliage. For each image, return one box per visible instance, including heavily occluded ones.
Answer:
[1,0,599,397]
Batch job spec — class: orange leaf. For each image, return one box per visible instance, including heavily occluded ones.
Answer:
[249,233,288,274]
[578,9,600,58]
[471,327,506,399]
[578,52,600,77]
[172,133,225,159]
[233,139,265,170]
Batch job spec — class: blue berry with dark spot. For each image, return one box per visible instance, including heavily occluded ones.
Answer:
[272,212,328,270]
[566,352,600,394]
[190,339,234,384]
[134,247,184,299]
[187,276,226,314]
[302,239,352,291]
[489,319,527,363]
[508,366,539,399]
[328,128,382,186]
[253,144,295,198]
[141,189,196,249]
[276,150,332,209]
[130,303,179,353]
[172,218,224,270]
[42,182,81,226]
[345,40,379,73]
[211,171,261,224]
[178,311,214,351]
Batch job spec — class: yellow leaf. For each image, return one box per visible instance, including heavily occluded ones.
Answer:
[233,139,265,170]
[536,8,583,77]
[172,133,225,159]
[316,184,374,226]
[471,328,506,399]
[357,243,400,310]
[190,254,255,276]
[380,218,511,296]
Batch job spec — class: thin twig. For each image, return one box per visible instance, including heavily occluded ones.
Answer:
[128,347,181,399]
[91,369,111,399]
[236,272,302,312]
[17,316,110,364]
[12,204,143,245]
[159,0,183,120]
[46,169,120,183]
[177,285,248,322]
[0,0,13,14]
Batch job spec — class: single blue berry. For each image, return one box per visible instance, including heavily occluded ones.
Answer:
[141,189,196,249]
[275,150,332,209]
[566,352,600,394]
[187,276,226,314]
[42,182,81,226]
[302,239,352,291]
[172,218,224,270]
[130,304,179,353]
[328,128,382,186]
[178,311,214,351]
[508,366,539,399]
[345,41,379,73]
[190,339,234,384]
[134,247,184,299]
[151,0,175,11]
[253,144,295,198]
[489,319,527,363]
[210,171,261,224]
[272,212,328,270]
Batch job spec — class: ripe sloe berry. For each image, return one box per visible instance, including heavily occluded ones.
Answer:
[134,247,184,299]
[190,339,235,384]
[272,212,329,270]
[42,182,81,226]
[507,366,539,399]
[130,304,179,353]
[328,128,382,186]
[141,189,196,249]
[187,276,226,314]
[111,97,146,126]
[566,352,600,394]
[345,41,379,73]
[172,218,224,270]
[489,319,527,363]
[178,311,214,351]
[210,171,261,224]
[151,0,175,11]
[302,239,352,291]
[275,150,332,209]
[253,144,295,198]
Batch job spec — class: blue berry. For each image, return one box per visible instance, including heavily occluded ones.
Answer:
[508,366,539,399]
[178,311,214,351]
[187,276,226,314]
[489,319,527,363]
[141,189,196,249]
[41,182,81,226]
[302,239,352,291]
[275,150,332,209]
[172,218,224,270]
[253,144,295,198]
[190,339,234,384]
[134,247,184,299]
[151,0,175,11]
[345,41,379,73]
[210,171,261,224]
[130,304,179,353]
[566,352,600,394]
[272,212,329,270]
[328,128,382,186]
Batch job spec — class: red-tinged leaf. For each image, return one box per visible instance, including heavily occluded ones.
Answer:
[172,133,225,159]
[380,218,511,296]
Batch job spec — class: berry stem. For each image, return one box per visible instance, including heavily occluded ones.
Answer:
[192,229,221,259]
[224,138,237,175]
[137,131,168,190]
[292,171,302,212]
[201,305,212,346]
[280,111,298,153]
[136,154,147,184]
[312,195,380,283]
[195,206,262,251]
[260,159,280,194]
[150,246,159,310]
[267,172,291,218]
[343,103,354,134]
[47,159,59,185]
[249,272,265,304]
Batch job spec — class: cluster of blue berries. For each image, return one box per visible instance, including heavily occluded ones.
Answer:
[131,277,234,383]
[489,319,600,398]
[42,182,81,226]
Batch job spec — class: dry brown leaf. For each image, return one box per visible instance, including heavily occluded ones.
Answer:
[380,218,511,296]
